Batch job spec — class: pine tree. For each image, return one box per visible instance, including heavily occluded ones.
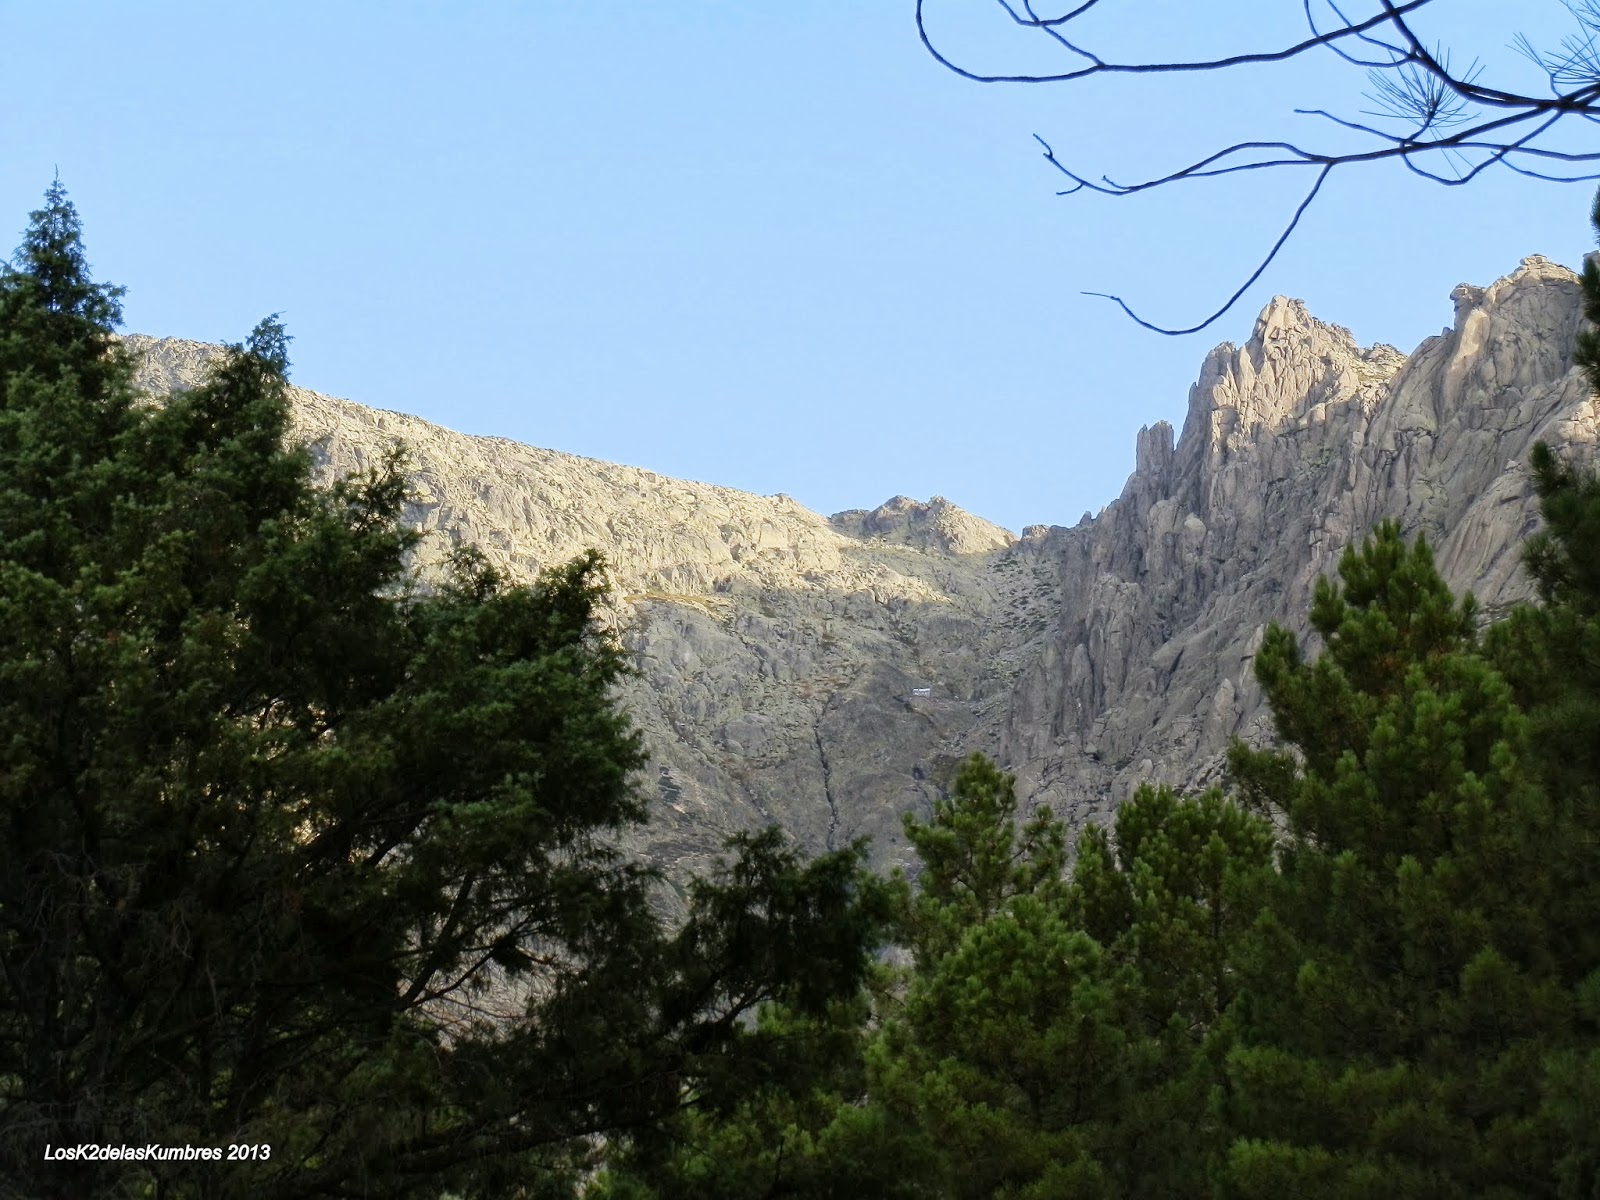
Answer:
[0,184,888,1200]
[870,759,1272,1198]
[858,757,1096,1198]
[1068,785,1275,1197]
[1221,522,1565,1198]
[1485,212,1600,1190]
[895,753,1068,970]
[582,988,922,1200]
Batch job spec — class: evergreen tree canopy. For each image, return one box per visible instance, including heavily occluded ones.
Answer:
[894,753,1067,971]
[0,183,888,1200]
[1496,441,1600,805]
[874,760,1273,1198]
[1482,430,1600,1196]
[1223,522,1571,1197]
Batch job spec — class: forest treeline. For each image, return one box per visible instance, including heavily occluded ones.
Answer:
[2,183,1598,1199]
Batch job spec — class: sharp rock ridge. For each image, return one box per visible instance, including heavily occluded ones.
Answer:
[1002,253,1597,834]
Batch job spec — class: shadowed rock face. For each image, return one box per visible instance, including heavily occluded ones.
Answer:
[123,253,1600,885]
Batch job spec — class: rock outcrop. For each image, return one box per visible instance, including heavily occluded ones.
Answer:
[127,336,1054,883]
[1002,255,1597,829]
[123,253,1600,884]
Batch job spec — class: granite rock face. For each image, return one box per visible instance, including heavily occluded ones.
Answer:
[127,336,1049,884]
[123,254,1600,883]
[1002,255,1598,830]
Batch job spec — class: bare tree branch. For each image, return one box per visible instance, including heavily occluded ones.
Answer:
[1083,163,1335,335]
[1312,0,1409,68]
[920,0,1600,332]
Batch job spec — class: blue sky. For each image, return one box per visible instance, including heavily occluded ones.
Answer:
[4,1,1594,534]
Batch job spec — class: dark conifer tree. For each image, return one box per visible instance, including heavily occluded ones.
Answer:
[1482,191,1600,1192]
[0,183,888,1200]
[1222,523,1566,1197]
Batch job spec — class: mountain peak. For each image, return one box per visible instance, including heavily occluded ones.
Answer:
[829,494,1014,555]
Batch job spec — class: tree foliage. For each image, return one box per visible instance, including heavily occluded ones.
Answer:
[872,758,1273,1198]
[895,753,1067,969]
[0,182,888,1200]
[1219,522,1573,1196]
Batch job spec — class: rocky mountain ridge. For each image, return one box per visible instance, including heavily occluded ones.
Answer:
[129,335,1048,880]
[1001,255,1597,826]
[124,253,1600,884]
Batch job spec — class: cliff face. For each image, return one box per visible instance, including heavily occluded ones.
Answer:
[129,337,1050,881]
[124,254,1600,880]
[1003,255,1598,830]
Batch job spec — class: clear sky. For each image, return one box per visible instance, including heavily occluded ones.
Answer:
[4,2,1594,534]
